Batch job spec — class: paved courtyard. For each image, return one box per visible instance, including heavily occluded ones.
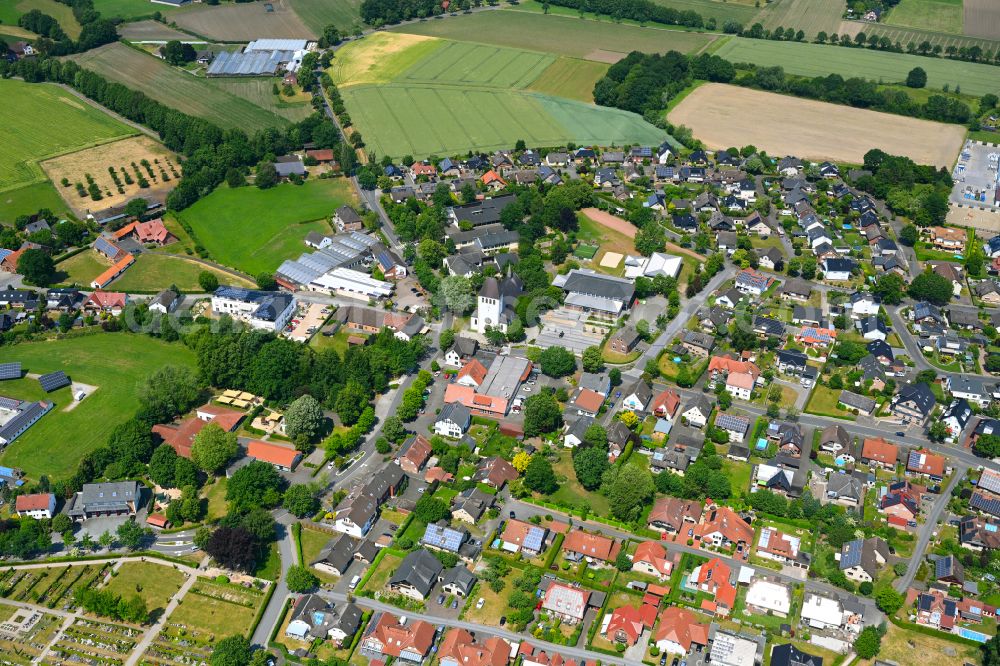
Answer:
[951,140,999,210]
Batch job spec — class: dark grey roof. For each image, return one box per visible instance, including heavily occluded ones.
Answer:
[448,195,516,227]
[75,481,140,513]
[437,402,471,429]
[313,534,356,573]
[390,549,443,597]
[753,315,785,337]
[770,643,823,666]
[440,565,477,596]
[777,349,807,368]
[561,271,635,302]
[895,382,936,417]
[838,390,876,413]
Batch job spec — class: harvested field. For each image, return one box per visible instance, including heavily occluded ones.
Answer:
[69,43,292,131]
[885,0,963,34]
[392,10,716,59]
[290,0,363,34]
[668,83,965,167]
[172,0,315,40]
[329,32,443,87]
[2,79,133,192]
[526,57,609,102]
[41,136,179,218]
[208,78,314,122]
[964,0,1000,39]
[757,0,844,35]
[713,37,1000,96]
[117,20,195,41]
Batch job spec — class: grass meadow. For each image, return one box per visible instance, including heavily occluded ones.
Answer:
[0,181,70,224]
[884,0,964,34]
[109,254,253,292]
[207,78,315,123]
[175,179,355,274]
[652,0,761,25]
[16,0,82,37]
[2,79,133,192]
[712,37,1000,96]
[392,10,716,59]
[69,43,294,132]
[103,562,187,617]
[0,334,197,480]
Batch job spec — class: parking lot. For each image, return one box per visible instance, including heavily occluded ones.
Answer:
[951,140,999,210]
[287,302,330,342]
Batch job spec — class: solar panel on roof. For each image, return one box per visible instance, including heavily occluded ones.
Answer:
[38,371,69,392]
[0,363,21,380]
[972,492,1000,518]
[524,526,544,552]
[935,557,950,577]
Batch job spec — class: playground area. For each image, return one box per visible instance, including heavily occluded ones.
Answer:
[951,140,1000,210]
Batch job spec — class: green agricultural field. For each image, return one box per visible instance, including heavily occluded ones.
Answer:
[0,334,197,479]
[393,10,716,59]
[757,0,845,35]
[885,0,964,34]
[838,20,1000,57]
[342,84,666,159]
[17,0,82,38]
[1,79,133,192]
[652,0,761,25]
[398,40,555,88]
[713,37,1000,96]
[109,254,253,292]
[69,43,294,132]
[526,57,608,102]
[0,181,69,224]
[92,0,180,20]
[175,179,356,274]
[290,0,363,34]
[329,32,445,87]
[207,78,314,123]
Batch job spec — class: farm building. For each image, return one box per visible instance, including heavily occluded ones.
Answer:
[207,39,310,77]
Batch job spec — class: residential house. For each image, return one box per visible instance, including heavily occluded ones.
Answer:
[286,595,362,646]
[474,456,518,489]
[925,226,966,252]
[389,549,443,601]
[452,487,494,524]
[826,473,864,508]
[839,537,890,583]
[771,645,824,666]
[15,493,56,519]
[396,435,432,475]
[621,379,653,412]
[687,557,737,614]
[858,315,888,341]
[746,579,791,617]
[756,527,806,567]
[715,413,750,443]
[563,529,621,564]
[907,448,946,481]
[501,519,548,556]
[822,257,855,281]
[246,440,301,472]
[540,581,595,624]
[776,349,808,379]
[861,437,898,471]
[880,480,924,525]
[838,390,876,416]
[360,613,435,662]
[892,382,936,424]
[648,497,702,536]
[819,424,851,456]
[332,465,405,537]
[631,540,674,580]
[604,605,656,646]
[681,330,715,358]
[651,389,681,421]
[438,629,510,666]
[66,481,141,520]
[609,327,640,355]
[654,607,709,655]
[440,565,477,598]
[960,515,1000,551]
[942,399,972,442]
[682,395,712,428]
[735,268,775,296]
[312,534,357,578]
[694,506,753,556]
[434,402,471,439]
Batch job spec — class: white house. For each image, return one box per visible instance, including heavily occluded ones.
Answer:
[211,287,296,332]
[434,402,471,439]
[15,493,56,519]
[621,380,652,412]
[682,397,711,428]
[745,580,791,617]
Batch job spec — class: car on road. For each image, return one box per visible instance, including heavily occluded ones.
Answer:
[509,511,515,519]
[896,431,905,436]
[476,598,485,609]
[417,487,426,493]
[523,387,532,392]
[437,594,446,605]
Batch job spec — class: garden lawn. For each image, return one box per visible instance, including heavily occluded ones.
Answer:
[300,526,334,572]
[462,581,507,627]
[55,250,109,286]
[878,621,980,664]
[0,334,197,480]
[204,477,228,521]
[109,254,253,292]
[358,552,404,595]
[1,79,133,192]
[804,384,856,420]
[174,179,356,274]
[254,541,281,581]
[103,562,186,617]
[549,449,610,515]
[722,458,752,494]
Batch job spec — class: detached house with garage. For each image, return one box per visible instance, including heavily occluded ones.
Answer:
[360,612,436,663]
[839,537,890,583]
[563,529,621,564]
[892,382,936,424]
[735,268,775,296]
[631,540,674,580]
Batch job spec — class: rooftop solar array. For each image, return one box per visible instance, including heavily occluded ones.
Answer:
[38,371,69,392]
[971,491,1000,518]
[978,468,1000,494]
[0,363,21,381]
[0,397,21,410]
[523,526,545,553]
[935,555,953,578]
[716,413,749,431]
[276,232,379,286]
[839,539,862,569]
[420,523,465,552]
[93,236,122,258]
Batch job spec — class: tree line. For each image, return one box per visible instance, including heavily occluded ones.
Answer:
[0,57,341,213]
[592,48,977,128]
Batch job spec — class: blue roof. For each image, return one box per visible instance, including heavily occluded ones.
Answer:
[840,539,863,569]
[421,523,465,552]
[0,249,12,263]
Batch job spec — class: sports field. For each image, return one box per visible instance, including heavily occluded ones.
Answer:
[0,334,197,479]
[885,0,963,34]
[174,179,356,274]
[526,57,609,102]
[344,84,665,159]
[207,78,314,123]
[69,43,294,132]
[2,79,134,192]
[757,0,844,35]
[290,0,363,35]
[668,83,964,167]
[713,37,1000,96]
[392,10,716,59]
[172,0,314,40]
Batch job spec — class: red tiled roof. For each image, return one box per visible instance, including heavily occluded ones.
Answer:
[15,493,53,512]
[425,466,453,483]
[862,437,898,465]
[652,389,680,418]
[147,513,169,528]
[654,607,708,651]
[85,289,128,309]
[633,541,672,576]
[574,389,604,413]
[563,529,621,562]
[247,440,300,468]
[437,629,509,666]
[366,613,435,658]
[456,359,488,386]
[907,448,945,476]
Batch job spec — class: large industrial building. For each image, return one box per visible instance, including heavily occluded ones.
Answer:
[206,39,311,77]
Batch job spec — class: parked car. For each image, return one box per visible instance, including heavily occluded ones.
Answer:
[437,594,446,605]
[450,599,458,609]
